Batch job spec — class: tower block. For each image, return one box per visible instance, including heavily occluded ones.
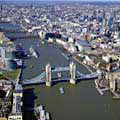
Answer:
[69,62,76,85]
[45,63,52,87]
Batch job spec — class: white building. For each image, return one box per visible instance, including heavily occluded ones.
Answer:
[56,38,67,46]
[67,43,77,53]
[100,43,108,49]
[8,84,23,120]
[68,37,74,43]
[75,40,91,51]
[102,55,110,63]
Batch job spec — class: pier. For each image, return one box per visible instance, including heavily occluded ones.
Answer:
[95,80,109,96]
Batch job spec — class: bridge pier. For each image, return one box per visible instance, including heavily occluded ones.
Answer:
[69,62,76,85]
[45,63,52,87]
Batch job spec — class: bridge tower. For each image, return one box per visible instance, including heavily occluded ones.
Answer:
[69,62,76,84]
[45,63,52,87]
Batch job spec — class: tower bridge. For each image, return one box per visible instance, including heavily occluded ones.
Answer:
[22,61,98,86]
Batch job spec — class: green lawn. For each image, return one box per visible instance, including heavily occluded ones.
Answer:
[2,69,20,80]
[0,74,5,79]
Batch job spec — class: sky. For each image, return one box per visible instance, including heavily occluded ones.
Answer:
[0,0,120,2]
[1,0,120,1]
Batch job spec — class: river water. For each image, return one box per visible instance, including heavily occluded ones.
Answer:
[1,23,120,120]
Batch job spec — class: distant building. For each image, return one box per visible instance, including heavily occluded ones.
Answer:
[45,32,61,40]
[0,32,4,44]
[75,40,91,52]
[0,46,18,71]
[0,58,4,69]
[0,32,10,44]
[67,43,77,53]
[102,55,110,63]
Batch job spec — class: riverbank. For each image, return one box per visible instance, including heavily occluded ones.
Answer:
[50,41,95,74]
[73,56,94,74]
[2,69,21,80]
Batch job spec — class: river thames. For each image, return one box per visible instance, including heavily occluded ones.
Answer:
[1,23,120,120]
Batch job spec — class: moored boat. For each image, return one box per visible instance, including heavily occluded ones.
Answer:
[59,87,64,95]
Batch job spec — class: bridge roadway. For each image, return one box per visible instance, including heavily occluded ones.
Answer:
[22,66,98,86]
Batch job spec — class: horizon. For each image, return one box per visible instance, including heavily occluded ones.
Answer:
[0,0,120,1]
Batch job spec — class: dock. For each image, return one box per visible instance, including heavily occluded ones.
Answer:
[95,86,104,96]
[111,90,120,99]
[95,80,109,96]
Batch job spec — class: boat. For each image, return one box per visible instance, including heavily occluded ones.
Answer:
[41,41,45,44]
[59,87,64,95]
[29,46,39,58]
[57,72,62,78]
[30,65,33,68]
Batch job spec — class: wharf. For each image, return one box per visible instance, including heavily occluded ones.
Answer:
[95,80,109,96]
[111,90,120,99]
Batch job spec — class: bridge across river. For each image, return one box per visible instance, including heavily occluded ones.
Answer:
[22,63,98,86]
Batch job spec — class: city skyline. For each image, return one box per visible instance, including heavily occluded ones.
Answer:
[0,1,120,120]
